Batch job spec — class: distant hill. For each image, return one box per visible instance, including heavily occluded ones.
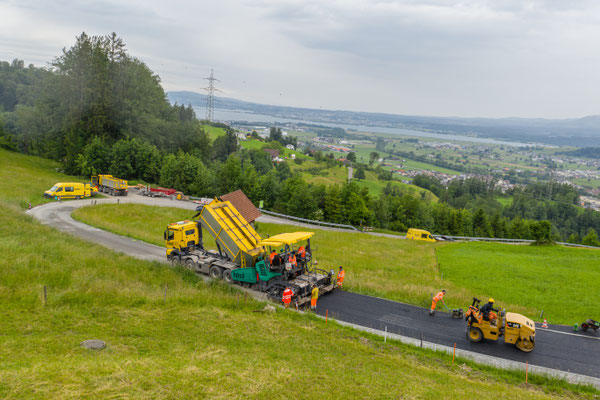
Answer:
[168,91,600,146]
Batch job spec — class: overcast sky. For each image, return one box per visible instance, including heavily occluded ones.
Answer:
[1,0,600,118]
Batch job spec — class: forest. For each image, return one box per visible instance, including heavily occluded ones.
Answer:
[1,32,599,245]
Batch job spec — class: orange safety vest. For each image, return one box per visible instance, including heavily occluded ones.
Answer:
[298,246,306,258]
[337,270,345,283]
[290,254,297,266]
[282,288,293,304]
[433,291,445,302]
[270,252,276,263]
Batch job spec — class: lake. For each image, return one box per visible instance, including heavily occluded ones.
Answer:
[206,108,536,147]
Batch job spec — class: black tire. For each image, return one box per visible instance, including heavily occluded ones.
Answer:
[184,258,196,271]
[170,256,180,267]
[209,266,223,279]
[242,282,251,288]
[467,326,483,343]
[222,269,232,283]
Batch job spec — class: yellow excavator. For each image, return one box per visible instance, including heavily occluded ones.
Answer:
[465,298,536,352]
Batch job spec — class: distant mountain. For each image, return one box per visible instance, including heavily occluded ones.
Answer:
[168,91,600,146]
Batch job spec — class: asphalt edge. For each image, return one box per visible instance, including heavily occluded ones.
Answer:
[327,317,600,389]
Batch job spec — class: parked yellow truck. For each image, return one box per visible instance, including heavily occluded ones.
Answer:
[92,174,128,196]
[44,182,93,200]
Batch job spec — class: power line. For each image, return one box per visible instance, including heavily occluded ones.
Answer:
[203,68,221,122]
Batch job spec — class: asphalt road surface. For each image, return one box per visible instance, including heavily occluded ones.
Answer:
[28,194,600,384]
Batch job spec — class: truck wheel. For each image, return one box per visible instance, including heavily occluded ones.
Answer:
[170,256,180,267]
[75,196,81,200]
[467,327,483,343]
[184,258,196,271]
[222,269,232,283]
[209,266,223,279]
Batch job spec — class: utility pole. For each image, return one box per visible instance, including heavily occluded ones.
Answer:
[203,68,221,122]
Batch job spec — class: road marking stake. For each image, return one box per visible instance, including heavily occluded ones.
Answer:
[384,326,387,343]
[453,343,456,364]
[526,360,529,384]
[326,309,328,324]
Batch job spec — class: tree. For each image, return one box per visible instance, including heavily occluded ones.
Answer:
[530,220,553,245]
[346,151,356,163]
[369,151,379,166]
[582,228,600,247]
[355,166,366,180]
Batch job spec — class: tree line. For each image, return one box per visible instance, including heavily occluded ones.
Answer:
[2,32,600,245]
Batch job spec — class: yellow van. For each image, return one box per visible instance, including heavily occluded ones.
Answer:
[44,182,93,200]
[406,228,436,242]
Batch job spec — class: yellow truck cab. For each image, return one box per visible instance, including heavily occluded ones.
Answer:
[406,228,436,242]
[44,182,92,200]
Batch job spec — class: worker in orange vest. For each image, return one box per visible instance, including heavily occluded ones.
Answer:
[282,287,293,309]
[269,250,277,266]
[429,290,446,316]
[289,252,297,267]
[310,285,319,311]
[337,266,345,289]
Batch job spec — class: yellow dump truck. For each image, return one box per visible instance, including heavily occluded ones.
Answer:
[406,228,436,242]
[44,182,93,200]
[92,174,128,196]
[164,199,336,305]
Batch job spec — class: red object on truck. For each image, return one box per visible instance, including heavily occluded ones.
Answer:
[149,187,177,196]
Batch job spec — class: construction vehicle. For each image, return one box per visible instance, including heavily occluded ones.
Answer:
[139,186,184,200]
[44,182,94,200]
[164,199,336,305]
[92,174,128,196]
[406,228,436,242]
[574,319,599,333]
[465,297,536,352]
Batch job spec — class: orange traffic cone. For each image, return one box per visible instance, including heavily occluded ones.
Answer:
[542,319,548,328]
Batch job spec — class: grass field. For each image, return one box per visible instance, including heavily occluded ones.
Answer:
[73,203,599,325]
[289,158,436,198]
[203,125,226,140]
[436,242,600,324]
[2,150,595,398]
[0,149,87,209]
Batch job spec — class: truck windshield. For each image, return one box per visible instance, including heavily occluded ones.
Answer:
[49,186,58,192]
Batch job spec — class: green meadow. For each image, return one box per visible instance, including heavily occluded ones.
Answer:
[0,148,597,398]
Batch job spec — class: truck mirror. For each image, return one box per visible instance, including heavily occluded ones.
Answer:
[163,231,167,240]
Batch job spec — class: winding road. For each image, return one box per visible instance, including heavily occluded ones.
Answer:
[27,192,600,388]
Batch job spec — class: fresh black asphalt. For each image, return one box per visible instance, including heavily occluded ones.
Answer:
[29,197,600,381]
[317,290,600,379]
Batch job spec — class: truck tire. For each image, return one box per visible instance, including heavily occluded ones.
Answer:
[222,269,232,283]
[209,266,223,279]
[184,258,196,271]
[170,256,181,267]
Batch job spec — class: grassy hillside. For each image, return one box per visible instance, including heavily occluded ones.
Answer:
[437,242,600,324]
[0,148,88,209]
[203,125,226,140]
[74,203,599,325]
[1,149,597,398]
[288,158,437,198]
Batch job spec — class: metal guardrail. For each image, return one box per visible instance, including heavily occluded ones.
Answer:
[259,209,359,231]
[433,235,599,249]
[257,210,600,248]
